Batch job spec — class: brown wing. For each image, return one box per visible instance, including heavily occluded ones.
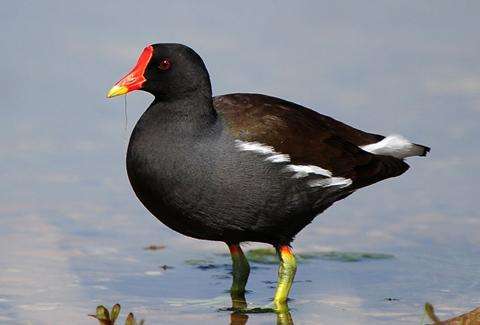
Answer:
[214,93,409,189]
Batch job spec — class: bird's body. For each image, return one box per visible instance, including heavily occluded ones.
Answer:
[127,93,414,245]
[108,43,429,310]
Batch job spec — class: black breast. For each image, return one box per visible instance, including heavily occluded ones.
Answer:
[126,109,341,244]
[126,94,408,245]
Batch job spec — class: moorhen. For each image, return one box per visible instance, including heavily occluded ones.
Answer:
[107,43,429,310]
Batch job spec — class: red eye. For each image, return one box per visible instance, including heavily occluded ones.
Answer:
[159,58,171,70]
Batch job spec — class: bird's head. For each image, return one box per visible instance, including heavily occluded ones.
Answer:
[107,43,211,100]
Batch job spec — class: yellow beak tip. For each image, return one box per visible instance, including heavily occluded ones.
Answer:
[107,85,128,98]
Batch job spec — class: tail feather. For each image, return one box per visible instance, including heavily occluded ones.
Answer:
[360,134,431,159]
[353,154,410,189]
[415,143,431,157]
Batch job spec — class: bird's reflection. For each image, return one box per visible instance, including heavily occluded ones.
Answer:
[230,312,249,325]
[229,291,294,325]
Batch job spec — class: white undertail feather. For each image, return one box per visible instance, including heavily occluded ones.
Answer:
[360,134,426,159]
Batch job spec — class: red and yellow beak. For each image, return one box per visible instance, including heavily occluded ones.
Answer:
[107,45,154,98]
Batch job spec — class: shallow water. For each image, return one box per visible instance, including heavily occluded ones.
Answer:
[2,1,480,324]
[1,111,479,324]
[1,193,480,324]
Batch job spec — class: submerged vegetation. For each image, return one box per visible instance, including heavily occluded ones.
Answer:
[183,248,394,270]
[244,248,394,264]
[184,258,215,266]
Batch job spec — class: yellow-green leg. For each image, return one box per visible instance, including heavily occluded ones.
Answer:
[228,244,250,297]
[273,245,297,312]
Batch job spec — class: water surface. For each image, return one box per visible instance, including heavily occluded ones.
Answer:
[1,1,479,324]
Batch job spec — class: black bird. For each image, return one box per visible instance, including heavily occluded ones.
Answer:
[107,43,429,310]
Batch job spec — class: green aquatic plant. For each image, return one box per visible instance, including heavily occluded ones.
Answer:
[244,248,394,264]
[192,249,394,267]
[309,251,394,262]
[245,248,278,264]
[89,304,144,325]
[184,258,215,266]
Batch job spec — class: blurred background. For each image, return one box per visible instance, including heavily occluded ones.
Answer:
[1,1,479,324]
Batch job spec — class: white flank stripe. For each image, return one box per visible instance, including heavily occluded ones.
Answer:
[235,140,291,163]
[265,154,291,163]
[235,140,276,155]
[308,177,353,188]
[360,134,423,159]
[284,165,332,178]
[235,140,352,190]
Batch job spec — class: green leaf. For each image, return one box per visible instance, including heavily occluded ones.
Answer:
[96,305,110,321]
[110,304,121,323]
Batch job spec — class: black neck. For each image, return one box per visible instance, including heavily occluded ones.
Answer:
[145,93,218,136]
